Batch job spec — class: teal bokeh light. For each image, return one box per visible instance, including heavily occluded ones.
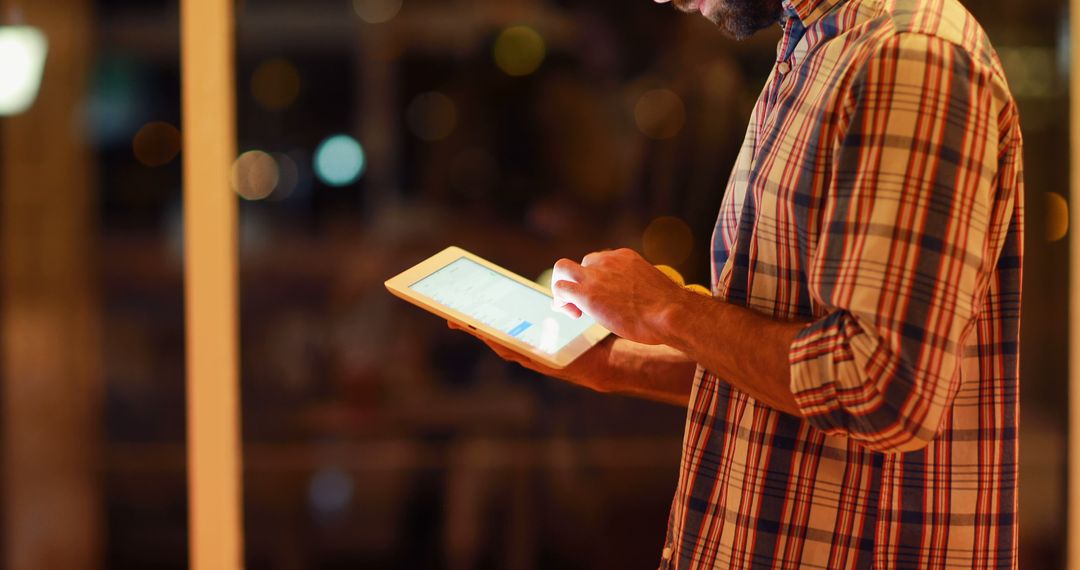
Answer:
[313,134,365,187]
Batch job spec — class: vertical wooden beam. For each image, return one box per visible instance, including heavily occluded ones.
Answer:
[0,0,102,568]
[181,0,243,568]
[1071,1,1080,567]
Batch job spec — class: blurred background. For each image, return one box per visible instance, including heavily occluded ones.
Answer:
[0,0,1068,568]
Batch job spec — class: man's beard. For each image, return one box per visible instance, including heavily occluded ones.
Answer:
[679,0,784,40]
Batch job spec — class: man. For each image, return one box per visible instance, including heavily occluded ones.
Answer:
[455,0,1023,567]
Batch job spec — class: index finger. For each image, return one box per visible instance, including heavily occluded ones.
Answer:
[551,258,586,315]
[552,258,586,284]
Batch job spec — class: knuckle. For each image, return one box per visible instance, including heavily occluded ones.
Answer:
[583,251,606,265]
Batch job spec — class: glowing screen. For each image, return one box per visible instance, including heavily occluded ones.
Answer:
[410,257,596,354]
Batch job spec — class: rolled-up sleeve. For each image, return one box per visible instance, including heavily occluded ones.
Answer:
[788,33,1012,453]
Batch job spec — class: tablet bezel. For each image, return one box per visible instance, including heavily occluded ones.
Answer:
[385,246,611,369]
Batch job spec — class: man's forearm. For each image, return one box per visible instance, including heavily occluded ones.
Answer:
[656,289,806,417]
[547,248,806,413]
[598,338,697,407]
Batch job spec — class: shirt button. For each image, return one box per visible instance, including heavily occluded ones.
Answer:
[663,546,673,560]
[777,61,792,74]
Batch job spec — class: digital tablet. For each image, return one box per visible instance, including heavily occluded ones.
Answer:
[385,246,611,369]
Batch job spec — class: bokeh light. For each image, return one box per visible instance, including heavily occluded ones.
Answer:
[353,0,403,24]
[703,59,741,97]
[0,26,48,116]
[86,57,148,146]
[270,152,299,200]
[132,121,181,167]
[643,216,694,266]
[231,150,279,201]
[685,284,712,297]
[493,25,546,77]
[406,91,458,142]
[634,89,686,140]
[1045,192,1069,242]
[308,467,354,517]
[251,58,301,111]
[314,134,366,187]
[536,268,554,289]
[998,46,1059,99]
[655,264,685,286]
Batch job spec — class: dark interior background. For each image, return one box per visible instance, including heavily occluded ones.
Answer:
[44,0,1071,567]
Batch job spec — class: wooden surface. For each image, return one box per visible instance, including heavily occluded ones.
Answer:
[1072,1,1079,567]
[0,1,102,568]
[181,0,244,567]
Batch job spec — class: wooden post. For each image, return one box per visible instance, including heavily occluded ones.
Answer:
[1071,0,1080,567]
[0,0,102,568]
[181,0,243,568]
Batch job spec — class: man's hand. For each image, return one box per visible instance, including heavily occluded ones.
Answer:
[442,247,711,407]
[551,248,689,346]
[447,321,616,393]
[545,247,805,415]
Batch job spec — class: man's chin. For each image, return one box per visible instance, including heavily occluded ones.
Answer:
[714,17,758,41]
[700,0,783,41]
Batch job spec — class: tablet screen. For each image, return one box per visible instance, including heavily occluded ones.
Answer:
[410,257,596,354]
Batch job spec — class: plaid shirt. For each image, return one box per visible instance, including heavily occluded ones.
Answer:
[660,0,1023,568]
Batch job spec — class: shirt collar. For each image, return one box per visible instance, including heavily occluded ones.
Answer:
[781,0,849,27]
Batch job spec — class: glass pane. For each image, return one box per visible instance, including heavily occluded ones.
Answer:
[228,0,1069,567]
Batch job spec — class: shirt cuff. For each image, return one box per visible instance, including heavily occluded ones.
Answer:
[788,310,866,437]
